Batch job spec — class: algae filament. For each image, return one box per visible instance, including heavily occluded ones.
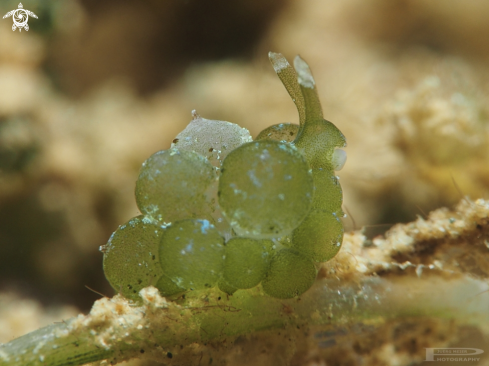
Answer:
[102,52,347,300]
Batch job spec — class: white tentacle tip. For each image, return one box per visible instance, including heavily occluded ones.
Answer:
[293,55,315,88]
[268,52,290,73]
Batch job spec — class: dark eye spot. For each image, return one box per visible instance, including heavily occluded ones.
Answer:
[167,352,173,359]
[209,147,214,152]
[173,138,179,143]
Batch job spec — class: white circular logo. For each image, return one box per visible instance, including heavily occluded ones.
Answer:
[2,3,38,32]
[13,9,29,28]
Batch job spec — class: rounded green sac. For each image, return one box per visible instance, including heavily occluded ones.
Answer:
[135,148,216,223]
[261,248,317,299]
[155,274,186,297]
[159,219,225,290]
[294,119,347,170]
[255,123,299,143]
[103,215,181,301]
[311,168,343,216]
[218,140,314,239]
[218,279,238,295]
[291,209,343,262]
[223,237,274,289]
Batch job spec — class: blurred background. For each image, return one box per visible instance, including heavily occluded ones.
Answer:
[1,0,489,346]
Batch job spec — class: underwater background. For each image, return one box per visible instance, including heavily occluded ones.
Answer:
[1,1,489,365]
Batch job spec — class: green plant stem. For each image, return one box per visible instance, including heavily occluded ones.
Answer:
[1,275,488,366]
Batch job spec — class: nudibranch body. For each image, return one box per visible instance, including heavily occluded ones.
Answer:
[102,52,347,300]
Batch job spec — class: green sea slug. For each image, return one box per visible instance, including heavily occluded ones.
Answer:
[102,52,347,300]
